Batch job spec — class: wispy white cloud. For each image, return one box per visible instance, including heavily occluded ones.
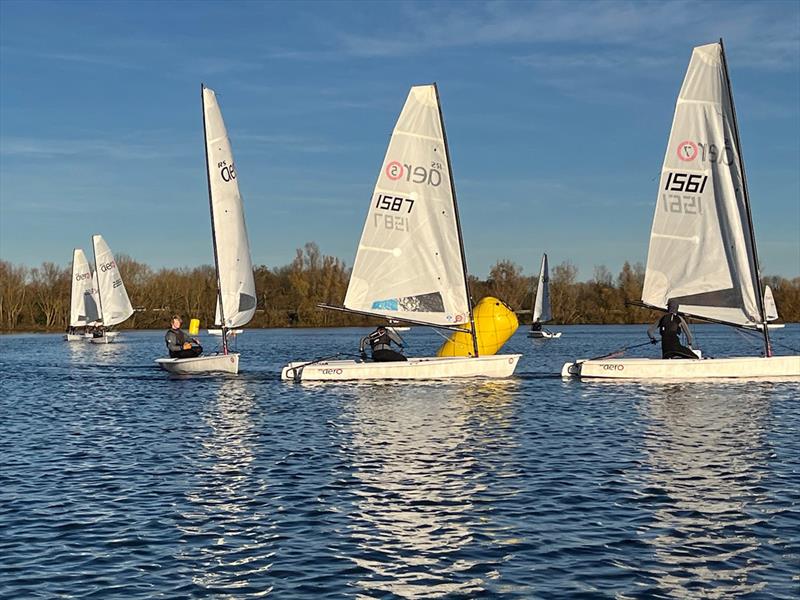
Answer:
[235,132,349,154]
[0,46,145,70]
[332,0,799,71]
[0,135,189,160]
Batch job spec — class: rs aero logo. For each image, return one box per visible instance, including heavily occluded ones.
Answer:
[99,261,116,273]
[676,140,734,165]
[75,272,91,282]
[385,161,442,187]
[218,160,236,182]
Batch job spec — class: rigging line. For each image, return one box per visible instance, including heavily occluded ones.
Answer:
[773,340,800,353]
[577,340,655,365]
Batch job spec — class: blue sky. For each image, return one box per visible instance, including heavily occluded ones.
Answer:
[1,0,798,279]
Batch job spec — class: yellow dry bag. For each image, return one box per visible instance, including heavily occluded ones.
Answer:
[188,318,200,336]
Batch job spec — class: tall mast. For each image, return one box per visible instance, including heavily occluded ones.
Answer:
[719,39,772,357]
[70,249,78,325]
[91,235,105,328]
[434,83,479,358]
[201,83,228,354]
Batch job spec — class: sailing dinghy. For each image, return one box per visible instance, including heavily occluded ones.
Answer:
[88,235,133,343]
[528,253,561,339]
[563,41,799,380]
[155,85,256,375]
[281,84,520,381]
[207,328,243,336]
[752,286,784,330]
[65,248,100,341]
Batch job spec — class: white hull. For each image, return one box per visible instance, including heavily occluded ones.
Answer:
[562,355,800,380]
[207,329,243,336]
[282,354,521,381]
[88,332,119,344]
[64,333,83,341]
[528,329,561,339]
[155,353,240,374]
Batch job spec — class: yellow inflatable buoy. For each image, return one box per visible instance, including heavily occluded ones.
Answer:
[188,318,200,336]
[436,296,518,357]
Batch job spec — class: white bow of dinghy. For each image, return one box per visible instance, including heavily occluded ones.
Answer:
[155,353,240,375]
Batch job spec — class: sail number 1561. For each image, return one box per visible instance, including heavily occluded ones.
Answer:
[665,172,707,194]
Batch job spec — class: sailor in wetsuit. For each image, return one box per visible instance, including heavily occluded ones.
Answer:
[647,300,698,359]
[360,326,407,362]
[165,315,203,359]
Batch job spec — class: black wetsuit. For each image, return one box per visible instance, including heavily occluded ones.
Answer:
[657,314,697,359]
[165,328,203,359]
[360,328,407,362]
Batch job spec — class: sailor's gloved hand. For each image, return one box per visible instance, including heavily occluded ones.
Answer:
[360,351,367,360]
[183,342,192,350]
[649,337,657,345]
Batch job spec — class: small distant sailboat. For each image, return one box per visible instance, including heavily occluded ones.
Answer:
[65,248,100,341]
[156,84,256,375]
[752,286,784,330]
[89,235,134,343]
[282,84,520,381]
[528,253,561,339]
[563,40,799,380]
[207,328,243,336]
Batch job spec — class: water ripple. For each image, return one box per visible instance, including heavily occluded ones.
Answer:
[1,326,798,598]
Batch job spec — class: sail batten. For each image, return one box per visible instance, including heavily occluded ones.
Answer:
[343,84,470,327]
[641,42,762,328]
[202,86,256,329]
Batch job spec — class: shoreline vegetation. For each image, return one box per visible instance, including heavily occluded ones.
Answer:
[2,243,798,333]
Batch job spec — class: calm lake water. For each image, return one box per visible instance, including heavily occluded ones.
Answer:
[1,325,798,599]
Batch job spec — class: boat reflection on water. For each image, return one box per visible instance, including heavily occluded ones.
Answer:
[339,379,520,598]
[176,377,270,595]
[636,382,776,596]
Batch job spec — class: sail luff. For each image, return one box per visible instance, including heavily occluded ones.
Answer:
[533,253,552,324]
[201,83,228,354]
[91,235,134,327]
[202,85,256,345]
[91,237,105,326]
[641,41,763,334]
[342,84,471,329]
[718,38,771,356]
[433,83,478,358]
[69,249,88,327]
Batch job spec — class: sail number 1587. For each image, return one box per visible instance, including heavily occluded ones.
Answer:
[375,194,414,213]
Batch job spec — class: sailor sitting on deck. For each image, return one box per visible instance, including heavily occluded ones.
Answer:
[648,300,698,359]
[165,315,203,359]
[360,326,407,362]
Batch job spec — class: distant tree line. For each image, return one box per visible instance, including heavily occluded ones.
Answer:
[1,242,798,331]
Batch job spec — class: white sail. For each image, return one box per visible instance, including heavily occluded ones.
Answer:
[532,253,552,323]
[763,285,778,321]
[88,270,102,325]
[343,84,470,327]
[68,248,99,326]
[92,234,134,327]
[203,86,256,329]
[641,42,762,327]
